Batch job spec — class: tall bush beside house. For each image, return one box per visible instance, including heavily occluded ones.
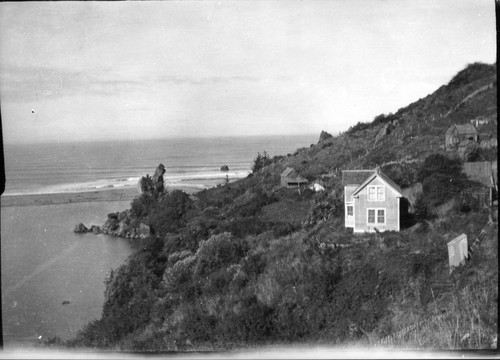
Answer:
[416,154,463,183]
[414,154,468,218]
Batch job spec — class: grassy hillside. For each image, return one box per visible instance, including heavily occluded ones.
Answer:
[52,62,497,351]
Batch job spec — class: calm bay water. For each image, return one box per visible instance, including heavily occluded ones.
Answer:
[1,201,135,347]
[1,135,319,348]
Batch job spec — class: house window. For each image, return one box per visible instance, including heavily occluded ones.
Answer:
[368,208,385,225]
[368,186,385,201]
[347,205,353,217]
[368,209,376,223]
[377,209,385,223]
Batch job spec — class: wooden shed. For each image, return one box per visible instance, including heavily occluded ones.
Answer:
[447,234,468,273]
[281,167,308,188]
[445,124,478,148]
[462,161,497,206]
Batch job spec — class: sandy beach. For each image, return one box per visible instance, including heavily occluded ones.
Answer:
[0,185,202,207]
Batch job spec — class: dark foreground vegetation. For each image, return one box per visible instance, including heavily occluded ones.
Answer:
[48,62,497,351]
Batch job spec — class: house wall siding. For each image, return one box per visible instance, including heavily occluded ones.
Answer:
[445,128,458,147]
[353,178,400,232]
[344,185,357,228]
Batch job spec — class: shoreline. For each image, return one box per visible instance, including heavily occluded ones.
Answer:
[0,185,203,208]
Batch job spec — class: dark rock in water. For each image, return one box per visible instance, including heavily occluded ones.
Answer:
[90,225,101,234]
[62,300,70,305]
[107,212,119,220]
[220,165,229,171]
[73,223,88,233]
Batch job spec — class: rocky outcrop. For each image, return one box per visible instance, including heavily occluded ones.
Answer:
[139,163,167,196]
[153,163,166,193]
[73,223,89,233]
[220,165,229,171]
[78,165,161,240]
[318,131,333,143]
[373,122,397,148]
[74,210,150,240]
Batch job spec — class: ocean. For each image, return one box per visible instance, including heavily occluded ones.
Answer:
[0,135,318,348]
[3,135,318,195]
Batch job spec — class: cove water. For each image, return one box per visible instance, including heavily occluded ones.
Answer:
[1,201,135,347]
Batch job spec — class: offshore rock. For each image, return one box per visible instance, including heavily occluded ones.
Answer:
[220,165,229,171]
[73,223,88,233]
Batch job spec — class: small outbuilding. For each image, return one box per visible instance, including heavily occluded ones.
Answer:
[462,161,497,206]
[447,234,468,273]
[308,182,326,192]
[445,124,478,148]
[281,167,308,188]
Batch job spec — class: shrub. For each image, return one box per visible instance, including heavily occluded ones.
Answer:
[194,232,247,278]
[347,121,371,134]
[222,216,269,238]
[421,173,466,208]
[147,190,193,236]
[371,113,398,127]
[131,194,156,219]
[416,154,463,183]
[163,255,197,294]
[381,163,420,188]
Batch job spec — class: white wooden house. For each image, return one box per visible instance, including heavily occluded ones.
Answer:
[342,168,403,233]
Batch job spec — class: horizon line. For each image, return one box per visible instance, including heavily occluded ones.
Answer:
[2,132,331,146]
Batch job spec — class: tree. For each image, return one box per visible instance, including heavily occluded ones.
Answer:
[252,151,272,173]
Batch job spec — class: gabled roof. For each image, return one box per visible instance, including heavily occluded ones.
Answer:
[342,170,373,186]
[446,123,478,136]
[281,167,295,177]
[351,169,402,197]
[281,167,308,183]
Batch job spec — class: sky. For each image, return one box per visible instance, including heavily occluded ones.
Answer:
[0,0,496,144]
